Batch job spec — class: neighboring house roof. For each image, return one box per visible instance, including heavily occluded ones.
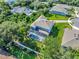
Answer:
[52,0,59,2]
[28,15,54,41]
[5,0,16,4]
[0,48,16,59]
[11,6,25,14]
[61,28,79,49]
[11,6,35,16]
[50,4,71,15]
[71,17,79,28]
[24,7,33,16]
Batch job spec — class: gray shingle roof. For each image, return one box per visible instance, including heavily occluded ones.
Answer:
[11,6,25,13]
[5,0,16,4]
[62,28,79,49]
[31,15,54,31]
[11,6,36,16]
[28,15,54,41]
[71,18,79,28]
[24,7,32,16]
[50,4,71,15]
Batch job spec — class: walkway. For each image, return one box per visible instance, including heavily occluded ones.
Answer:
[53,20,71,23]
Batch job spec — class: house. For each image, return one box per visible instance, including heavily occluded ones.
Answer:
[24,7,33,16]
[11,6,25,14]
[0,48,16,59]
[49,0,59,2]
[49,4,72,16]
[53,0,59,2]
[61,28,79,49]
[72,18,79,28]
[28,15,54,41]
[11,6,36,16]
[69,17,79,30]
[5,0,16,5]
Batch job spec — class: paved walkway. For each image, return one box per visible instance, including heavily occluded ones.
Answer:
[53,20,71,23]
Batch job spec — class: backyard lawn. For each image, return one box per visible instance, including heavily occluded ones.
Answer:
[47,14,69,20]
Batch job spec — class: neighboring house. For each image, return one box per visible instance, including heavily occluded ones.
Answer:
[11,6,36,16]
[51,0,59,2]
[49,4,72,16]
[5,0,16,5]
[70,17,79,29]
[24,7,37,16]
[11,6,25,14]
[24,7,33,16]
[61,28,79,49]
[28,15,54,41]
[0,48,16,59]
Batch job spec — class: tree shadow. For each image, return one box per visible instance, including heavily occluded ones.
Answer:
[50,26,59,38]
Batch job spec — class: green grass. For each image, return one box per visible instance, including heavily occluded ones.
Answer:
[54,23,67,46]
[47,14,69,20]
[0,0,4,2]
[50,23,71,47]
[45,14,70,47]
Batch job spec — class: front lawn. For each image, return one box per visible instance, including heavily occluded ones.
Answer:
[50,23,71,46]
[46,14,69,20]
[53,23,71,46]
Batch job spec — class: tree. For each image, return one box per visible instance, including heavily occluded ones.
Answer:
[0,21,28,41]
[67,7,76,17]
[39,36,79,59]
